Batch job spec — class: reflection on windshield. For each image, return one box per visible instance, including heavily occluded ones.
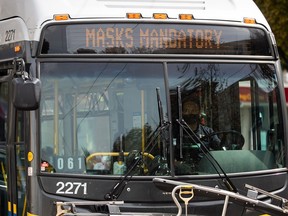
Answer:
[40,62,168,175]
[40,62,284,176]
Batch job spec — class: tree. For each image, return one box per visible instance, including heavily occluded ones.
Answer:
[254,0,288,69]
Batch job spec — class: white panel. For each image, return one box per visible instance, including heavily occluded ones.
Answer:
[0,17,29,45]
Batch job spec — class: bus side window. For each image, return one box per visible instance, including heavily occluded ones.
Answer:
[0,82,7,142]
[0,148,7,216]
[0,150,6,184]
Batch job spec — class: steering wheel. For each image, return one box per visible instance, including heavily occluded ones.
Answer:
[125,150,171,176]
[200,130,245,150]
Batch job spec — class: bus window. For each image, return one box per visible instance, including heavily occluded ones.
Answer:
[40,62,168,175]
[0,82,7,215]
[0,148,7,216]
[0,83,7,143]
[169,63,283,174]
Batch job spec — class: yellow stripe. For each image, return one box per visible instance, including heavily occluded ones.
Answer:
[27,212,38,216]
[13,204,17,214]
[8,201,11,211]
[22,195,27,216]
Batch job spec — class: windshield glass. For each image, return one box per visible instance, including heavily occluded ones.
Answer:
[169,63,284,175]
[40,62,168,175]
[40,61,285,176]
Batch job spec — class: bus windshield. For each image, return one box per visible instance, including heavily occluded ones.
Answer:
[40,61,285,176]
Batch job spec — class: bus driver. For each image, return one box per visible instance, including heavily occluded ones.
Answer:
[182,100,221,151]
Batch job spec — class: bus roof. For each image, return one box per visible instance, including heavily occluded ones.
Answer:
[0,0,271,42]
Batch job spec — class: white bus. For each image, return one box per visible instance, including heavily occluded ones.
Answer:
[0,0,287,215]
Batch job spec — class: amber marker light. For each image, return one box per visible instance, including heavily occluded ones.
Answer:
[54,14,70,21]
[14,45,21,53]
[127,13,142,19]
[243,17,256,24]
[28,152,34,162]
[153,13,168,19]
[179,14,193,20]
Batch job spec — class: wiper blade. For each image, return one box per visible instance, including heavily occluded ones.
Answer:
[176,119,238,193]
[177,86,183,159]
[105,88,170,200]
[175,86,236,192]
[156,87,167,159]
[105,122,170,200]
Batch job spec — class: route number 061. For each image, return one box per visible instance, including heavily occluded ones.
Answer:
[54,156,84,171]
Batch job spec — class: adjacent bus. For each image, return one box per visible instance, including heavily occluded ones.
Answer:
[0,0,287,215]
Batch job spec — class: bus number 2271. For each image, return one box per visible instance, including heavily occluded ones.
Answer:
[56,182,87,195]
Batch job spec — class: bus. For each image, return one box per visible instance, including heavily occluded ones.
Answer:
[0,0,287,215]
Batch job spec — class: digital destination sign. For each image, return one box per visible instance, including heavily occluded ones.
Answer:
[85,27,222,50]
[41,23,271,55]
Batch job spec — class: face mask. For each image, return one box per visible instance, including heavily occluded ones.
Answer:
[183,114,199,124]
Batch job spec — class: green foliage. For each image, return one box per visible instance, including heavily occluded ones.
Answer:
[254,0,288,69]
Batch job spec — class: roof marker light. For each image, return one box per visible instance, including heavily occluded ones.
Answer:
[54,14,70,21]
[127,13,142,19]
[179,14,193,20]
[243,17,256,24]
[153,13,168,19]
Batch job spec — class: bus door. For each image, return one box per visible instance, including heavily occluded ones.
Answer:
[7,104,26,216]
[13,141,26,216]
[0,80,8,215]
[0,147,7,216]
[0,61,26,216]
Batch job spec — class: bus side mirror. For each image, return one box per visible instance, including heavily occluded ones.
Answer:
[12,77,41,110]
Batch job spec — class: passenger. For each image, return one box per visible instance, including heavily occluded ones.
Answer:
[41,146,55,173]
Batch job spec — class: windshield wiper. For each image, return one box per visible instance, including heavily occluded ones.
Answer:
[177,119,238,193]
[105,88,170,200]
[177,86,183,159]
[104,122,170,200]
[176,88,237,193]
[156,87,169,160]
